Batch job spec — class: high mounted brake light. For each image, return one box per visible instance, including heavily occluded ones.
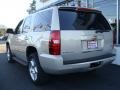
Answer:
[76,8,101,13]
[76,8,95,11]
[59,7,101,13]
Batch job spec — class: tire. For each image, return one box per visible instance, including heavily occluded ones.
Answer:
[6,45,14,63]
[87,69,97,75]
[28,53,49,85]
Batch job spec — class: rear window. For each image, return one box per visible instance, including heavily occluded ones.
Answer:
[59,10,111,30]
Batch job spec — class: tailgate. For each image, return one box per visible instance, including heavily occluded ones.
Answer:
[61,30,113,61]
[58,7,113,62]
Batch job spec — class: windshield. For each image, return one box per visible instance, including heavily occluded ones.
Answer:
[59,10,111,30]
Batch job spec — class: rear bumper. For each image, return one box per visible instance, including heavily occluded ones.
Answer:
[39,54,116,74]
[63,54,115,65]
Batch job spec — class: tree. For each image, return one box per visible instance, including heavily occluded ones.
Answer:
[27,0,36,14]
[0,25,7,36]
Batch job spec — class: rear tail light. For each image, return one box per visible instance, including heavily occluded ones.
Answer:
[49,30,61,55]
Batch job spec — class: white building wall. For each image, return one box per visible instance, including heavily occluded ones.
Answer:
[36,0,63,10]
[35,0,91,10]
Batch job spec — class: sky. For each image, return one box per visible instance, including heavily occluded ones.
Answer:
[0,0,32,28]
[0,0,119,28]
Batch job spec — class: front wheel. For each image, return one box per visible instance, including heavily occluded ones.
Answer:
[28,53,49,85]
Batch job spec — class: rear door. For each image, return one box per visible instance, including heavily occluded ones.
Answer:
[59,8,113,61]
[16,16,32,61]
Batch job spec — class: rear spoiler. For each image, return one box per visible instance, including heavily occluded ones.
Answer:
[59,7,101,13]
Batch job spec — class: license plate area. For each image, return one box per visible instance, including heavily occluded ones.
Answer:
[87,40,98,49]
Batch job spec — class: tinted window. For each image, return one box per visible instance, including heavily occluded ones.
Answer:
[15,20,23,34]
[59,10,111,30]
[32,10,52,32]
[23,16,32,33]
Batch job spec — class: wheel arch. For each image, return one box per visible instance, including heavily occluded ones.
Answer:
[26,46,38,61]
[6,42,9,47]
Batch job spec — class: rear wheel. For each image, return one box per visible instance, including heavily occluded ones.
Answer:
[6,45,14,63]
[28,53,49,85]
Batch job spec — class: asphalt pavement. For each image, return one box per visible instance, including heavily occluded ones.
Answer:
[0,53,120,90]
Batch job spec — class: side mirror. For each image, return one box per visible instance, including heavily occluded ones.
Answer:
[6,28,14,34]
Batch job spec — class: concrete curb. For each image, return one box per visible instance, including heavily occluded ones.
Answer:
[112,46,120,65]
[0,44,6,53]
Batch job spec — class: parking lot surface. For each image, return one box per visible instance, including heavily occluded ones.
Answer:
[0,53,120,90]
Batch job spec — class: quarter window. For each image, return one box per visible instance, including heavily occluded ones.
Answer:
[33,10,52,32]
[15,20,23,34]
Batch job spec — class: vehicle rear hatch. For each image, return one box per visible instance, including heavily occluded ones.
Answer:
[58,7,113,64]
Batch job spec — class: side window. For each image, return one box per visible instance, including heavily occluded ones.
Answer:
[23,16,32,33]
[33,9,52,32]
[15,20,23,34]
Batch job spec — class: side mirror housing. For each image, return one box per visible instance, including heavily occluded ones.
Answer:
[6,28,14,34]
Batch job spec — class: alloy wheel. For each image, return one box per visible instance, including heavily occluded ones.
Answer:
[7,48,11,61]
[29,59,38,81]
